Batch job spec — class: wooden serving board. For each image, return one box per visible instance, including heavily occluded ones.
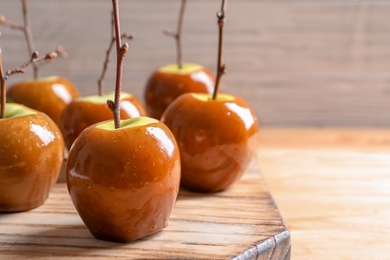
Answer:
[0,163,290,259]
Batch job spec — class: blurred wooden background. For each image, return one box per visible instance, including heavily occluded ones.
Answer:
[1,0,390,127]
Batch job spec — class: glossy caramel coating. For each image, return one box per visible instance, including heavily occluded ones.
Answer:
[66,119,181,242]
[7,76,79,126]
[144,65,215,119]
[0,109,65,212]
[60,93,147,150]
[162,93,259,192]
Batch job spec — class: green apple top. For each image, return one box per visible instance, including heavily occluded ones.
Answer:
[3,103,37,118]
[96,116,159,130]
[159,63,204,74]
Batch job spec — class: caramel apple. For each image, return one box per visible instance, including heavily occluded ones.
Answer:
[7,76,79,126]
[162,93,258,192]
[66,0,180,242]
[161,0,259,192]
[0,103,64,212]
[144,0,215,119]
[60,91,146,150]
[66,117,180,242]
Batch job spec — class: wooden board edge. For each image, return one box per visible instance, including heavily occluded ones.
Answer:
[233,229,291,260]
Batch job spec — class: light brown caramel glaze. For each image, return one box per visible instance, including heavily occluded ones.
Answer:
[7,76,79,126]
[144,67,215,119]
[162,93,259,192]
[66,120,181,242]
[0,111,65,212]
[60,93,147,150]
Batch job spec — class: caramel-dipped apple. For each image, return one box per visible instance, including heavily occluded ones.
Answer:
[66,117,180,242]
[60,91,146,150]
[144,0,215,119]
[7,76,79,126]
[66,0,180,243]
[0,104,64,212]
[162,93,257,192]
[1,1,79,126]
[162,0,259,192]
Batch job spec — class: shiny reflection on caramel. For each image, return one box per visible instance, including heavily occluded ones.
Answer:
[30,124,56,146]
[162,93,259,192]
[52,83,74,104]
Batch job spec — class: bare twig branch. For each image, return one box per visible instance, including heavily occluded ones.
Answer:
[163,28,176,38]
[109,0,130,129]
[55,46,68,58]
[98,11,133,96]
[0,48,57,119]
[98,39,115,96]
[1,1,64,79]
[212,0,228,100]
[176,0,186,69]
[21,0,38,79]
[4,51,57,79]
[164,0,186,69]
[121,33,133,41]
[0,15,24,30]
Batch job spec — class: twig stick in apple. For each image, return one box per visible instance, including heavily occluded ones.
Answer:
[0,15,24,30]
[98,12,116,97]
[163,0,187,69]
[212,0,227,100]
[4,51,57,79]
[107,0,129,129]
[98,12,133,97]
[0,48,57,119]
[0,0,66,79]
[21,0,38,79]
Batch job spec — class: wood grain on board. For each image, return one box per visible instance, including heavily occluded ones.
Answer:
[0,163,290,259]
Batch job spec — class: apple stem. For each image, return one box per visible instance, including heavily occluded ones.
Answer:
[212,0,228,100]
[5,51,57,79]
[108,0,129,129]
[163,0,186,69]
[98,12,133,96]
[21,0,38,79]
[0,47,57,119]
[176,0,186,69]
[0,0,66,79]
[0,15,23,30]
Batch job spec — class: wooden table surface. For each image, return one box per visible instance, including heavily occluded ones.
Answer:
[0,154,290,259]
[2,128,389,259]
[257,128,390,259]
